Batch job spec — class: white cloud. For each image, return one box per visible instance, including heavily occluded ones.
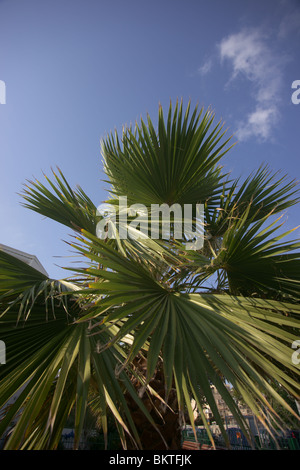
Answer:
[219,29,285,141]
[220,30,267,83]
[236,106,278,141]
[197,59,212,76]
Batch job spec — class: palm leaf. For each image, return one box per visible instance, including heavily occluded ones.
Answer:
[101,99,233,208]
[68,229,300,444]
[1,100,299,450]
[20,167,97,233]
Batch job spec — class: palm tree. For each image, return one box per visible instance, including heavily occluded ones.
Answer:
[0,100,300,450]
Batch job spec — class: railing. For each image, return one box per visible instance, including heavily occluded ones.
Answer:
[181,427,300,451]
[1,428,299,450]
[58,433,121,450]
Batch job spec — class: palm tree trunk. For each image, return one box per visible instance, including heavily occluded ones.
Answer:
[124,356,182,450]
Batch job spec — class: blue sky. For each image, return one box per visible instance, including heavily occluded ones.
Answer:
[0,0,299,279]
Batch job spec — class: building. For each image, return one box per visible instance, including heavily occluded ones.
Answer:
[0,243,48,276]
[210,384,261,435]
[0,244,49,429]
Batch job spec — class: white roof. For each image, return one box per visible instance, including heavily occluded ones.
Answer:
[0,243,49,277]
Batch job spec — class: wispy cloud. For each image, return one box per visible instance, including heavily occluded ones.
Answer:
[197,59,212,76]
[278,9,300,38]
[219,28,285,141]
[236,106,278,141]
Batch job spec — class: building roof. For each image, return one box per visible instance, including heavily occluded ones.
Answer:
[0,243,49,277]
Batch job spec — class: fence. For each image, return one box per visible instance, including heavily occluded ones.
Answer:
[181,426,300,451]
[1,427,299,450]
[58,432,121,450]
